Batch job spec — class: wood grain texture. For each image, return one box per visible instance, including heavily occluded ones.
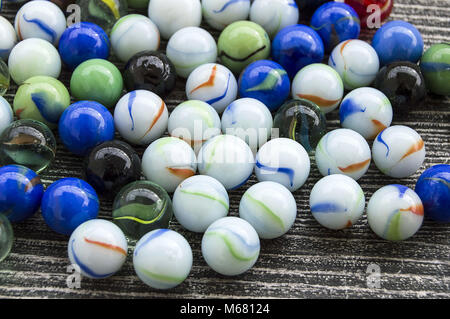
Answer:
[0,0,449,299]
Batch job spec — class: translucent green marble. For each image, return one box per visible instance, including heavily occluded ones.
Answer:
[112,181,173,240]
[420,43,450,96]
[273,98,327,154]
[0,119,57,173]
[218,21,271,74]
[0,213,13,262]
[0,58,10,96]
[13,76,70,128]
[70,59,123,109]
[76,0,128,34]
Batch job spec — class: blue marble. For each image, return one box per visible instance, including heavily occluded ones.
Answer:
[415,164,450,223]
[310,2,360,53]
[58,101,115,156]
[238,60,290,112]
[372,20,423,66]
[41,178,99,235]
[0,165,44,223]
[58,22,110,70]
[272,24,324,78]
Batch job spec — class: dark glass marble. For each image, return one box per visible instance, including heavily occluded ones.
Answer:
[112,180,173,240]
[273,98,327,154]
[123,51,176,98]
[0,119,56,173]
[83,140,141,197]
[50,0,76,11]
[373,61,427,109]
[296,0,332,18]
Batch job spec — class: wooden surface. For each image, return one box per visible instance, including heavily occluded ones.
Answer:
[0,0,449,299]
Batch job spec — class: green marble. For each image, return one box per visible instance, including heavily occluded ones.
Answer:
[112,181,173,240]
[0,59,10,96]
[218,21,271,74]
[70,59,123,109]
[77,0,128,34]
[273,98,327,154]
[126,0,149,9]
[420,43,450,96]
[13,76,70,128]
[0,119,57,173]
[0,212,14,262]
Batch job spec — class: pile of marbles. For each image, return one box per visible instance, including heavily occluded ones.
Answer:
[0,0,449,291]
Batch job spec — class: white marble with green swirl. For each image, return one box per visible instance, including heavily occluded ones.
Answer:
[202,217,260,276]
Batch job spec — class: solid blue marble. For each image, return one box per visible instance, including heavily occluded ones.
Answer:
[310,2,360,53]
[372,20,423,66]
[238,60,290,112]
[58,22,110,70]
[0,165,44,223]
[58,101,115,156]
[415,164,450,223]
[41,178,99,235]
[272,24,324,78]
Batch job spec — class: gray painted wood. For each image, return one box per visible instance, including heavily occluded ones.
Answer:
[0,0,449,299]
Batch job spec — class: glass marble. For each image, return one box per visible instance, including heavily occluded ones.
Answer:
[415,164,450,223]
[147,0,201,40]
[166,27,217,78]
[114,90,168,145]
[345,0,393,28]
[340,87,393,140]
[310,174,365,230]
[329,39,379,90]
[202,0,250,31]
[0,58,9,95]
[221,98,273,151]
[367,184,424,241]
[0,96,12,135]
[0,213,13,262]
[311,2,360,53]
[0,119,56,173]
[173,175,229,233]
[59,101,115,156]
[372,20,423,66]
[70,59,123,109]
[273,98,327,154]
[238,60,290,112]
[202,216,260,276]
[127,0,148,9]
[41,178,99,236]
[134,229,192,289]
[185,63,238,114]
[240,181,297,239]
[420,43,450,96]
[112,181,173,239]
[8,38,61,85]
[372,125,425,178]
[123,51,176,98]
[315,128,371,180]
[58,22,110,70]
[272,24,324,79]
[14,1,66,46]
[0,15,17,61]
[250,0,299,39]
[255,138,310,192]
[110,14,160,63]
[217,21,271,74]
[292,63,344,114]
[48,0,76,11]
[197,134,255,190]
[373,61,426,109]
[68,219,127,279]
[142,137,197,193]
[13,76,71,128]
[295,0,330,16]
[76,0,128,35]
[0,164,44,223]
[83,140,141,197]
[167,100,221,153]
